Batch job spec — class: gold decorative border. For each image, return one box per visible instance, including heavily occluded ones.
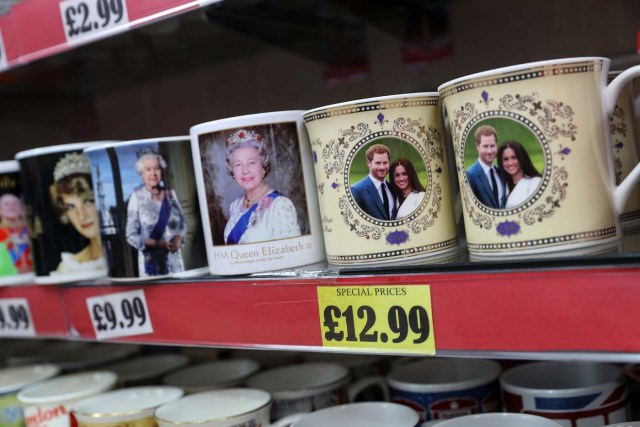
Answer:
[328,238,457,262]
[304,99,439,123]
[467,227,616,251]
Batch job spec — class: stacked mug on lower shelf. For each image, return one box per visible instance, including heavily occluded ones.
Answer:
[2,342,640,427]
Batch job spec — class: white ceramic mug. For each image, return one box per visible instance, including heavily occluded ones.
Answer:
[0,160,34,285]
[0,364,59,427]
[387,357,502,423]
[17,370,117,427]
[500,361,628,427]
[303,93,458,265]
[281,402,420,427]
[155,388,275,427]
[103,353,190,387]
[189,111,325,275]
[41,343,141,372]
[15,143,116,284]
[84,137,210,281]
[72,386,184,427]
[430,412,563,426]
[438,57,640,259]
[246,362,389,420]
[162,359,260,393]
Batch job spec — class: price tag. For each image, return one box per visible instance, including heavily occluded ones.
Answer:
[0,298,36,337]
[59,0,130,45]
[318,285,435,354]
[0,28,7,71]
[86,289,153,340]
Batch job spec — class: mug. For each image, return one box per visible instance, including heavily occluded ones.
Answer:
[281,402,420,427]
[5,341,92,367]
[189,111,325,275]
[84,138,210,281]
[438,57,640,259]
[103,353,190,387]
[155,388,276,427]
[17,370,117,427]
[500,361,628,427]
[228,349,302,370]
[162,359,260,393]
[41,343,141,372]
[0,364,59,427]
[0,160,34,285]
[246,362,389,420]
[15,143,113,284]
[387,357,502,423]
[72,386,184,427]
[303,93,458,264]
[430,413,562,426]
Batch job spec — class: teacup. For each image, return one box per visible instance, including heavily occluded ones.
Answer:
[0,364,59,427]
[0,160,34,285]
[303,93,458,264]
[438,57,640,259]
[500,361,628,427]
[189,111,325,275]
[162,359,259,393]
[72,386,184,427]
[17,370,117,427]
[246,362,389,420]
[388,357,502,423]
[15,143,114,284]
[84,137,210,281]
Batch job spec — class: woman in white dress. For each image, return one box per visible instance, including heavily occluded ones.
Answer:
[223,129,301,244]
[389,158,426,219]
[50,152,106,275]
[126,149,186,276]
[497,140,542,209]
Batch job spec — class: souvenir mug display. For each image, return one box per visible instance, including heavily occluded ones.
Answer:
[162,359,260,393]
[438,57,640,259]
[16,371,118,427]
[0,161,33,285]
[84,137,209,281]
[431,413,563,426]
[279,402,420,427]
[387,357,502,423]
[0,364,59,427]
[189,111,325,275]
[15,143,112,284]
[303,93,458,264]
[500,361,628,426]
[72,386,184,427]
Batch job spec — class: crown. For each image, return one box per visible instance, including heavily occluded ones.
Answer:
[226,129,264,146]
[136,146,159,158]
[53,152,91,181]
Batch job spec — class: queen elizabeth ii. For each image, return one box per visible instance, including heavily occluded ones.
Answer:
[223,129,301,245]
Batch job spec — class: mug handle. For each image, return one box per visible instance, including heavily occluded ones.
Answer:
[604,64,640,213]
[347,375,390,402]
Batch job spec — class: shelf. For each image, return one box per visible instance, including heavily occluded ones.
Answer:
[2,255,640,362]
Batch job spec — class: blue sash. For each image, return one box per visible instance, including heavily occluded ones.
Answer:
[143,194,171,275]
[227,191,281,244]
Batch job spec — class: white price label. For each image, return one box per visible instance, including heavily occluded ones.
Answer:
[86,289,153,340]
[0,298,36,337]
[0,28,7,71]
[59,0,130,45]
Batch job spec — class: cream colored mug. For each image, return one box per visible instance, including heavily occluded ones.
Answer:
[439,57,640,259]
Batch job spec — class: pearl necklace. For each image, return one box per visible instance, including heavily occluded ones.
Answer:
[243,185,270,209]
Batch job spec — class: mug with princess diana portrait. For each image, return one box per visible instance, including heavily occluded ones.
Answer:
[438,57,640,259]
[303,93,458,265]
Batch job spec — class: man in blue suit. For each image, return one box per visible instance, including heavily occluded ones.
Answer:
[351,144,396,220]
[466,125,506,209]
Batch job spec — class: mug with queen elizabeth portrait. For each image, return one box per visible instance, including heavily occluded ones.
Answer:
[190,110,325,275]
[439,57,640,259]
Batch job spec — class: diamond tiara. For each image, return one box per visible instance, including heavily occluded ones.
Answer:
[226,129,264,146]
[136,146,159,158]
[53,152,91,182]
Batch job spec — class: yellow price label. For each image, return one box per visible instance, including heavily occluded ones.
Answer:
[317,285,435,354]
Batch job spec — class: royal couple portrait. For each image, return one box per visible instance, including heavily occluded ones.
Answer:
[351,144,426,221]
[467,124,542,209]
